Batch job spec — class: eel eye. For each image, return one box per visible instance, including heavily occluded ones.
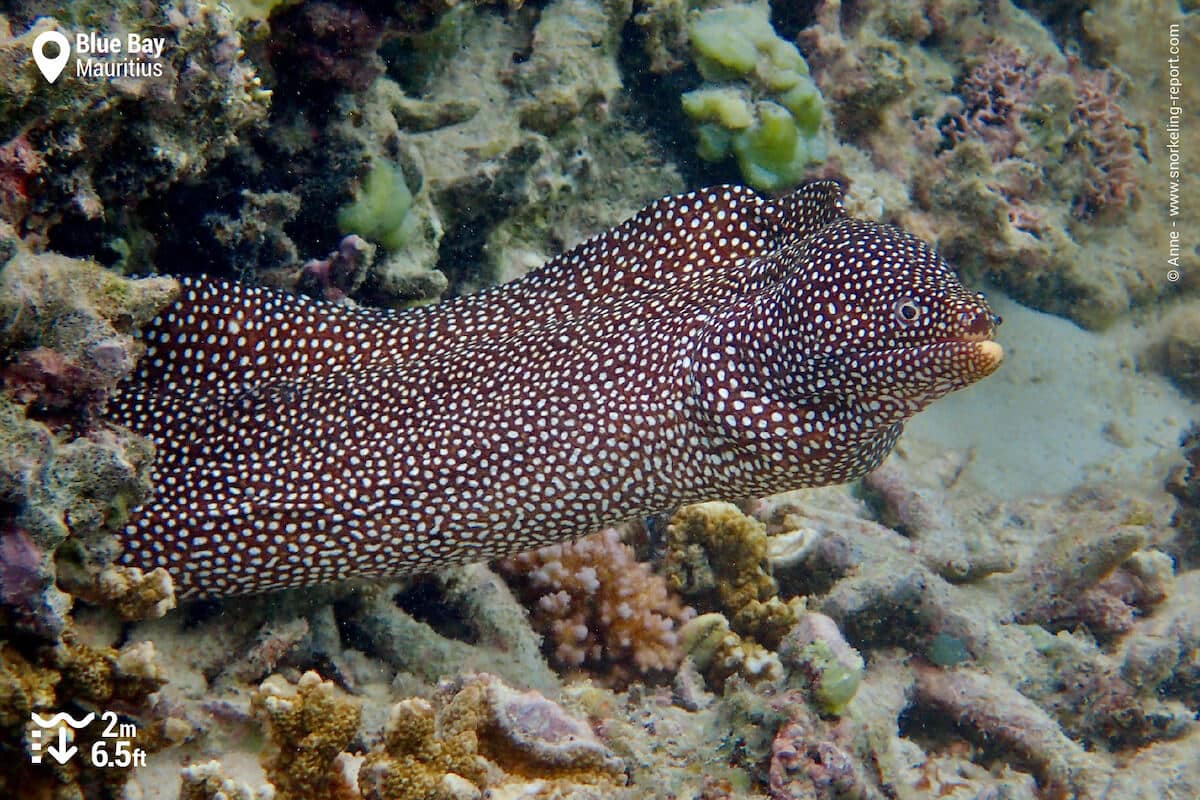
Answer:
[895,298,921,326]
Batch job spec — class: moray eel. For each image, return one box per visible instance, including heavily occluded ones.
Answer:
[108,182,1002,599]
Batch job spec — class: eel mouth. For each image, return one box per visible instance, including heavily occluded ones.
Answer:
[853,338,1004,380]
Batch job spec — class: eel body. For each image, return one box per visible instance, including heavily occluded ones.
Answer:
[108,182,1002,599]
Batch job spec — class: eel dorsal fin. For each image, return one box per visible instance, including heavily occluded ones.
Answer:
[760,180,847,243]
[113,186,793,416]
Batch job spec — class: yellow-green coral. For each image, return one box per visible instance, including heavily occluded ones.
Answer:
[799,641,862,714]
[338,159,418,251]
[682,3,825,191]
[665,502,797,649]
[254,671,362,800]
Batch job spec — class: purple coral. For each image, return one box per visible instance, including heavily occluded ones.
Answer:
[299,234,376,301]
[0,526,48,612]
[940,46,1142,221]
[269,2,385,100]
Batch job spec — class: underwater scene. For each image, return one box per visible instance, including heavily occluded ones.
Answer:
[0,0,1197,798]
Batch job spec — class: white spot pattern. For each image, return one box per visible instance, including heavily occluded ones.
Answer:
[107,182,1001,598]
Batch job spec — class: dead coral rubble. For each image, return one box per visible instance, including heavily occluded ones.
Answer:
[360,673,626,799]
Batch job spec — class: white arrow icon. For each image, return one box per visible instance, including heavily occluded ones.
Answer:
[32,30,70,84]
[45,726,78,765]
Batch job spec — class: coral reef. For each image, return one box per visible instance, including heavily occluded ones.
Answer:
[0,636,169,800]
[679,612,782,691]
[0,5,270,243]
[796,0,1183,328]
[268,1,386,99]
[359,696,487,800]
[681,3,825,191]
[0,2,1193,799]
[1,246,177,422]
[768,714,866,800]
[1168,426,1200,567]
[0,246,177,638]
[179,761,265,800]
[497,528,694,684]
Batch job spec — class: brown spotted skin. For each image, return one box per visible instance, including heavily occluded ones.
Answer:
[108,182,1002,599]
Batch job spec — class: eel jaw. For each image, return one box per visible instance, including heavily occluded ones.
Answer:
[974,339,1004,376]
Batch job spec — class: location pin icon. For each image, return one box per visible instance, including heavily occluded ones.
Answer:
[32,30,70,84]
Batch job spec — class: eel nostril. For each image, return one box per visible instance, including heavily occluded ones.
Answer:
[960,309,995,336]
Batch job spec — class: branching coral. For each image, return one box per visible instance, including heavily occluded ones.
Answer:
[939,47,1055,161]
[0,637,168,800]
[359,696,487,800]
[497,528,694,683]
[253,671,362,800]
[938,44,1142,221]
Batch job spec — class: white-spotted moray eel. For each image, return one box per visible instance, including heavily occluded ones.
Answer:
[108,182,1002,599]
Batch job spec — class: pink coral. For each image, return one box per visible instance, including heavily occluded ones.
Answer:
[1070,67,1141,218]
[497,528,694,683]
[0,134,43,225]
[939,47,1142,221]
[941,46,1047,160]
[299,234,375,301]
